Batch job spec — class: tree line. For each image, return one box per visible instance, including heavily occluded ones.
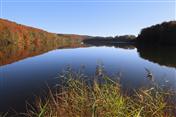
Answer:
[137,21,176,46]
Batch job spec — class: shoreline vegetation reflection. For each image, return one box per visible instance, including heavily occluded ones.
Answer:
[0,39,85,66]
[1,43,176,69]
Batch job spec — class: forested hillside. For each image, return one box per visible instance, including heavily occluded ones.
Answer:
[0,19,87,66]
[137,21,176,45]
[0,19,87,46]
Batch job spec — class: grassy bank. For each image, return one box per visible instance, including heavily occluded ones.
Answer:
[23,67,176,117]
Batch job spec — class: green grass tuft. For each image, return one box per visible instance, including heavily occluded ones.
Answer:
[25,68,176,117]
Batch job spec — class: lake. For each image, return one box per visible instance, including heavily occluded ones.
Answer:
[0,43,176,113]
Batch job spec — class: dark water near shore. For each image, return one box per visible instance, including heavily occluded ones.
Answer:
[0,43,176,113]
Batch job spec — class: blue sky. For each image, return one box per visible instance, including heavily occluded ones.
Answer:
[0,0,175,36]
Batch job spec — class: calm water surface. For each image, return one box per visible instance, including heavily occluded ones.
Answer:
[0,45,176,112]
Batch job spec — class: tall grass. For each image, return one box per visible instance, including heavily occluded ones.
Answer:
[25,67,176,117]
[0,113,8,117]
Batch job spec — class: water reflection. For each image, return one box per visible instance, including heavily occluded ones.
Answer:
[85,43,176,68]
[84,42,136,50]
[137,45,176,68]
[1,41,175,69]
[0,42,176,113]
[0,39,84,66]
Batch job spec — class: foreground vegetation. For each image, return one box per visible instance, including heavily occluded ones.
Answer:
[24,67,176,117]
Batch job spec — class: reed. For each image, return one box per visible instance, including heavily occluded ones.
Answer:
[25,67,176,117]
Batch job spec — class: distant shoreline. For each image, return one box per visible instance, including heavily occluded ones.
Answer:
[83,21,176,46]
[83,35,136,46]
[1,19,176,47]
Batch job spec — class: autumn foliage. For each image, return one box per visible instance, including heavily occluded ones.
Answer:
[0,19,87,66]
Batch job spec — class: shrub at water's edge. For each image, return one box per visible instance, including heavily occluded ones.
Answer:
[24,68,176,117]
[137,21,176,46]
